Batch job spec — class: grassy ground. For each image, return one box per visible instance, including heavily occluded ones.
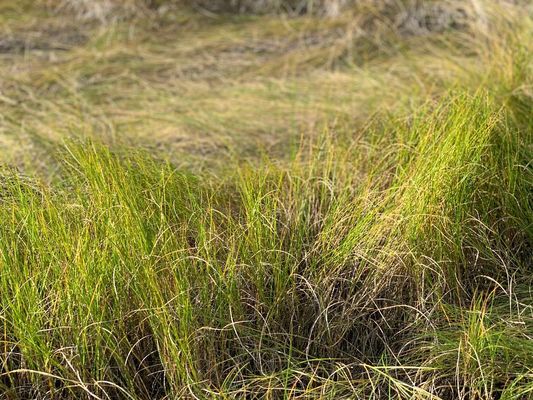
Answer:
[0,1,532,399]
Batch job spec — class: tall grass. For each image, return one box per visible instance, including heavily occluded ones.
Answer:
[1,0,532,399]
[1,84,531,398]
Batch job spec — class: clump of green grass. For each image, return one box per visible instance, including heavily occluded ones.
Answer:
[1,84,531,399]
[0,0,531,399]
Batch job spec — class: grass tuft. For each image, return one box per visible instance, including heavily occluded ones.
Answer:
[1,0,531,398]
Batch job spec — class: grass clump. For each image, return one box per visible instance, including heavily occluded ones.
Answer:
[1,88,531,399]
[0,0,532,398]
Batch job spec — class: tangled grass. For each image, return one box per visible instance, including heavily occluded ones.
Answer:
[0,0,531,399]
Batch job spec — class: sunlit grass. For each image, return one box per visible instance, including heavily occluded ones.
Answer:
[0,1,531,398]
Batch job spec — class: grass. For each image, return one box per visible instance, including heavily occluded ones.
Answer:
[0,0,532,399]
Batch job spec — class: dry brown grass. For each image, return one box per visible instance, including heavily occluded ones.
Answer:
[2,0,509,174]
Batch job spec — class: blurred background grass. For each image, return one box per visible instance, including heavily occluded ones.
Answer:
[3,0,523,174]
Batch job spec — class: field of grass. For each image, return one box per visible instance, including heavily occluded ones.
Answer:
[0,0,532,399]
